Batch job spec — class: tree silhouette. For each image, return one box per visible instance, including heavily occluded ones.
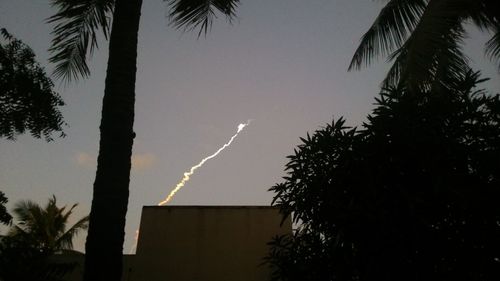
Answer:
[0,196,88,281]
[0,191,11,226]
[0,28,65,141]
[47,1,239,280]
[7,195,88,253]
[268,71,500,281]
[349,0,500,90]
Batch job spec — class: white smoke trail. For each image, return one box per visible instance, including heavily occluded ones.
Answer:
[129,120,251,254]
[129,230,139,254]
[158,120,251,205]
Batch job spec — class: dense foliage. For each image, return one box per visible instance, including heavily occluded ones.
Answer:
[0,28,64,140]
[268,71,500,281]
[0,237,75,281]
[0,191,11,225]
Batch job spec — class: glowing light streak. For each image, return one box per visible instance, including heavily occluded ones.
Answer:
[129,120,251,254]
[129,230,139,254]
[158,120,251,206]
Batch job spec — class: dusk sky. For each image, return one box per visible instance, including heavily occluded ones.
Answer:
[1,0,498,253]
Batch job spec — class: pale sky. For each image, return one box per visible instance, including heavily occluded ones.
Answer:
[1,0,498,253]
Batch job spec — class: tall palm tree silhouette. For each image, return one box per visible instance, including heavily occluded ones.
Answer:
[47,1,240,280]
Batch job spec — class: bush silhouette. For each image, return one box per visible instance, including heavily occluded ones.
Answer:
[269,71,500,281]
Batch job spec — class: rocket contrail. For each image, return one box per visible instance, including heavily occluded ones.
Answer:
[129,120,251,254]
[129,230,139,254]
[157,120,251,205]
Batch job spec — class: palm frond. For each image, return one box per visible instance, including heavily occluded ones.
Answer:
[429,32,470,91]
[348,0,427,71]
[440,0,499,72]
[60,203,77,226]
[12,200,41,228]
[166,0,240,36]
[459,0,492,30]
[47,0,114,82]
[0,28,14,40]
[56,215,89,250]
[7,225,29,237]
[382,0,469,90]
[7,196,89,252]
[475,0,500,30]
[446,69,489,96]
[383,29,469,91]
[10,200,47,246]
[485,26,500,70]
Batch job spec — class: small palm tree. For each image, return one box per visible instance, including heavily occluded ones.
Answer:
[7,195,88,254]
[349,0,499,90]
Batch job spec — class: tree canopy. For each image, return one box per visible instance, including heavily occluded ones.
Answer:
[0,196,88,281]
[349,0,500,90]
[0,28,65,141]
[6,195,88,253]
[268,71,500,281]
[0,191,12,226]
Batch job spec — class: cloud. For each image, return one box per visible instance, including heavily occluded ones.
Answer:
[131,153,156,170]
[75,152,96,168]
[75,152,155,171]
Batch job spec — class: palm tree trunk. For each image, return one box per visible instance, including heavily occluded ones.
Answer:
[83,0,143,280]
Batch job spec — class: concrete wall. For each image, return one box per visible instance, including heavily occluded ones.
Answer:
[131,206,291,281]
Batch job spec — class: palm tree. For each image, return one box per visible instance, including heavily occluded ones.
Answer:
[0,196,87,281]
[47,1,239,280]
[349,0,500,90]
[7,195,88,254]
